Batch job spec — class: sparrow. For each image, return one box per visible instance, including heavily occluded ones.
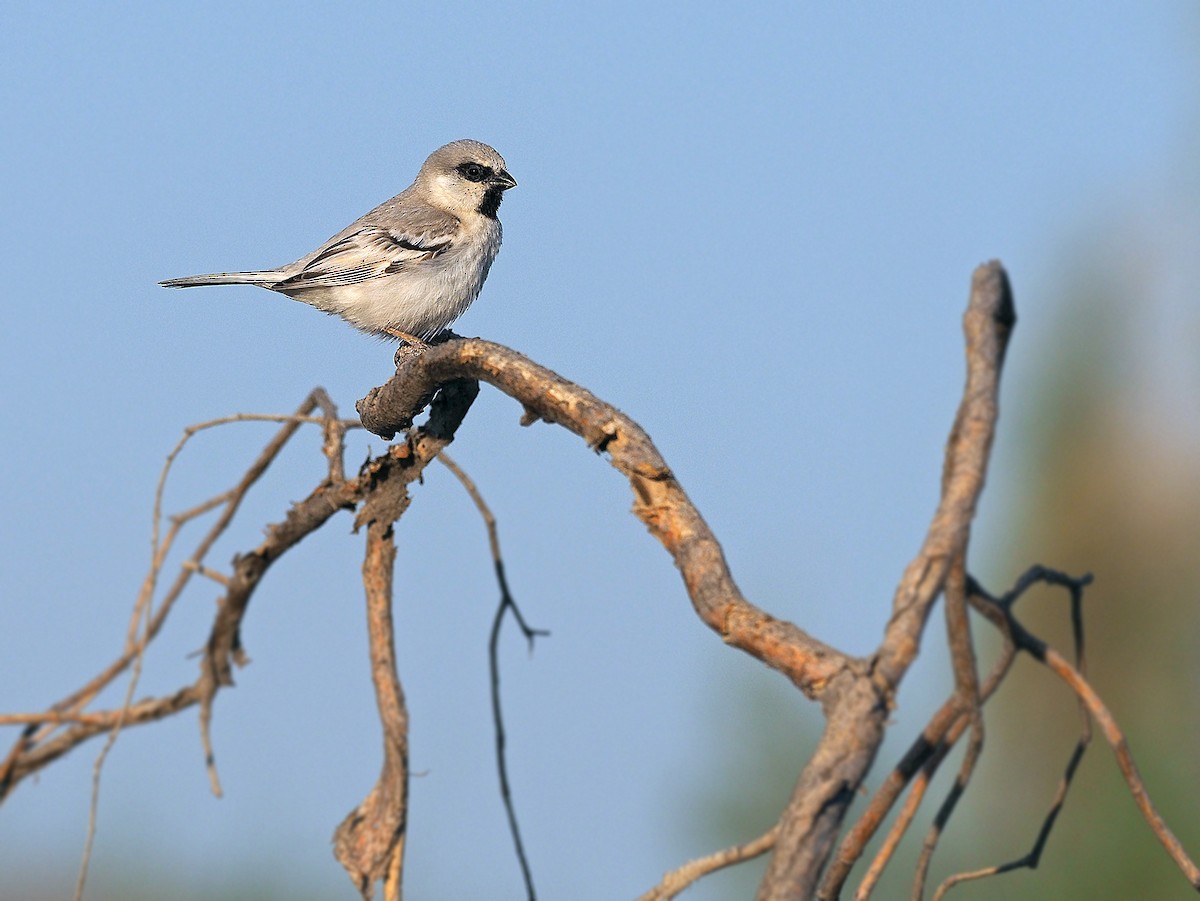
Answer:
[160,139,516,345]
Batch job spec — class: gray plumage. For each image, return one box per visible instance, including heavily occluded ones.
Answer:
[160,139,516,342]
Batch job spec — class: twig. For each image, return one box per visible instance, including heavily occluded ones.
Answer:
[854,746,945,900]
[931,738,1087,900]
[966,570,1200,891]
[74,565,154,901]
[0,711,140,727]
[927,570,1093,899]
[910,715,984,900]
[181,560,231,586]
[636,825,780,901]
[437,451,547,900]
[310,387,349,483]
[188,402,365,796]
[0,394,361,802]
[910,560,983,899]
[832,568,1091,899]
[69,398,358,897]
[848,635,1013,899]
[436,453,547,652]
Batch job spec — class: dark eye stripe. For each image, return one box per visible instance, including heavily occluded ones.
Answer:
[456,161,492,182]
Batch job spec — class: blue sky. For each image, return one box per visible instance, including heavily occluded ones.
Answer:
[1,3,1196,898]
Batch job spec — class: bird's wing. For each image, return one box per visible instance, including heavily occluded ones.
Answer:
[273,224,455,292]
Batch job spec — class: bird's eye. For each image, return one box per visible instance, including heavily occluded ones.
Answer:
[457,162,490,182]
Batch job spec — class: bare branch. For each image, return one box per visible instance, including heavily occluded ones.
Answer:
[0,393,350,802]
[358,339,847,698]
[1,380,474,901]
[324,383,478,899]
[8,261,1191,901]
[637,825,780,901]
[438,451,546,900]
[909,561,984,899]
[332,520,409,900]
[765,262,1016,899]
[873,262,1015,693]
[970,573,1200,890]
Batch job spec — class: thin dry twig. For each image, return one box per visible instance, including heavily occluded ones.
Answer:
[0,395,356,800]
[909,560,984,900]
[181,560,231,586]
[854,745,945,901]
[834,570,1065,900]
[636,825,781,901]
[437,452,547,901]
[436,453,547,650]
[0,398,358,797]
[2,382,475,897]
[2,394,356,899]
[826,586,1023,898]
[931,738,1088,901]
[74,565,155,901]
[926,570,1091,899]
[850,565,1200,900]
[947,570,1200,894]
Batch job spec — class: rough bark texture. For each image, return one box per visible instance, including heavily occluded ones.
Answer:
[7,262,1196,899]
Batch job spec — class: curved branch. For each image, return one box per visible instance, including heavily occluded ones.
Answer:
[764,261,1016,900]
[200,380,478,794]
[354,262,1017,899]
[637,826,780,901]
[358,340,848,698]
[872,262,1015,692]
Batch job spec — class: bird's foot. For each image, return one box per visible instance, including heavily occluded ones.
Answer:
[384,327,430,350]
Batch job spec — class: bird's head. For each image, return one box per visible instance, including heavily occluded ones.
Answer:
[419,140,517,220]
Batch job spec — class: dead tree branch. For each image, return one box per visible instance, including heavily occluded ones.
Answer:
[332,517,409,901]
[755,262,1015,899]
[0,391,359,800]
[358,337,850,699]
[5,261,1197,900]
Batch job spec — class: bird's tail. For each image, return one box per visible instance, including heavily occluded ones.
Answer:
[159,270,286,289]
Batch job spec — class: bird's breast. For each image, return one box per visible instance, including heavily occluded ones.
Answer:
[299,220,502,340]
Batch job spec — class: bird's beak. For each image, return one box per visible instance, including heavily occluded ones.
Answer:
[492,169,517,190]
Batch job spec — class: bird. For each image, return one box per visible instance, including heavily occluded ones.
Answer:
[160,139,516,345]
